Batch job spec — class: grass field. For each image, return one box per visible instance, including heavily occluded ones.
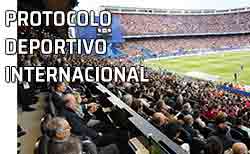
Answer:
[144,51,250,85]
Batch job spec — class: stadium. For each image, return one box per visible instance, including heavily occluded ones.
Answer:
[17,1,250,154]
[104,6,250,86]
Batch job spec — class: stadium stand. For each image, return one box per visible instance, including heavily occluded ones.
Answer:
[121,35,250,55]
[106,7,250,36]
[17,3,250,154]
[18,26,189,154]
[99,6,250,57]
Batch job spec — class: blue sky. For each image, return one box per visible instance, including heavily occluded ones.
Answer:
[77,0,250,10]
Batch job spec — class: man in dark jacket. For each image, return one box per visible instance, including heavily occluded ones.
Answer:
[183,114,198,138]
[209,113,236,151]
[234,119,249,139]
[47,117,119,154]
[60,99,98,139]
[51,82,66,112]
[60,94,120,147]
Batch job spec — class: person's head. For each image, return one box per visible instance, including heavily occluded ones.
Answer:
[232,143,248,154]
[64,94,77,110]
[46,117,71,141]
[122,94,133,106]
[72,92,82,104]
[193,110,200,119]
[183,114,194,126]
[131,99,143,113]
[149,87,155,93]
[205,136,224,154]
[48,136,82,154]
[155,100,165,111]
[235,118,243,127]
[54,82,66,93]
[152,112,168,127]
[215,112,228,131]
[183,103,192,113]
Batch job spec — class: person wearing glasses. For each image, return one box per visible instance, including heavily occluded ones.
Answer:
[46,117,119,154]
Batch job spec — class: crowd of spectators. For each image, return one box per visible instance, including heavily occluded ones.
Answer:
[116,11,250,35]
[18,23,250,154]
[121,35,250,55]
[18,27,128,154]
[89,57,250,154]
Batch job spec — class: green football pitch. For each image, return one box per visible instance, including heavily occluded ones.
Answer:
[144,51,250,85]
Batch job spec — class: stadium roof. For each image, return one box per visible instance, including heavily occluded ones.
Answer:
[77,0,250,11]
[100,5,250,15]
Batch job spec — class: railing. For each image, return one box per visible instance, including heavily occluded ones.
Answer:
[217,85,250,97]
[95,82,188,154]
[123,31,250,39]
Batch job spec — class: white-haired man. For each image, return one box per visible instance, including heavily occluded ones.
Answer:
[47,117,119,154]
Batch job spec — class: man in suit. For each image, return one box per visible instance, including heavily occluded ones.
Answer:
[46,117,120,154]
[51,82,66,112]
[61,94,120,147]
[63,94,101,128]
[183,114,198,138]
[60,95,98,139]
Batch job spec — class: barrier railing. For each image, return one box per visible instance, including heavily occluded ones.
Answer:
[217,85,250,97]
[95,82,188,154]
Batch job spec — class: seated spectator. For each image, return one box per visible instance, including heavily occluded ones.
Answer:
[180,143,190,154]
[176,94,184,108]
[122,93,133,106]
[165,95,177,110]
[226,143,249,154]
[164,119,183,140]
[63,94,101,128]
[51,82,66,112]
[193,110,213,138]
[204,136,224,154]
[154,100,171,116]
[193,110,206,129]
[130,99,143,113]
[234,119,249,139]
[49,136,82,154]
[131,99,150,118]
[151,112,169,133]
[232,143,248,154]
[72,91,83,104]
[204,104,220,120]
[46,117,83,154]
[60,95,99,139]
[173,127,192,145]
[183,114,198,137]
[209,113,236,151]
[182,103,193,115]
[61,94,125,150]
[46,117,120,154]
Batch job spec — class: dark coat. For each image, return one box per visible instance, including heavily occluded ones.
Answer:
[51,91,65,112]
[209,128,236,151]
[60,107,98,139]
